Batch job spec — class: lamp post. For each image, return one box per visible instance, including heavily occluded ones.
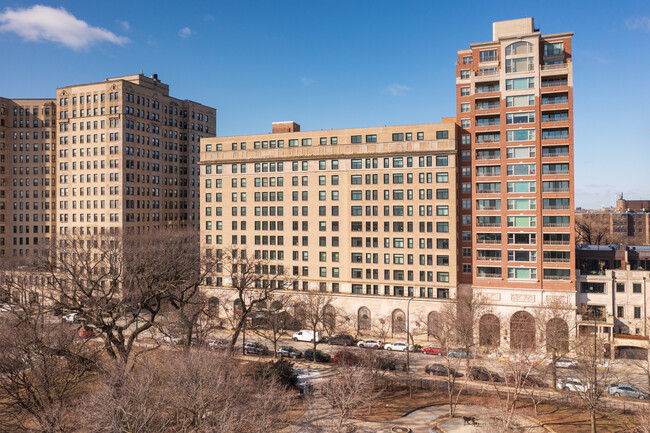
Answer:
[406,297,414,398]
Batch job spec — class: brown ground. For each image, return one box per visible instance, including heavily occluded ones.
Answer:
[350,380,642,432]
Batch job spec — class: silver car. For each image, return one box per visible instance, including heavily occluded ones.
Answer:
[608,384,648,400]
[357,339,382,349]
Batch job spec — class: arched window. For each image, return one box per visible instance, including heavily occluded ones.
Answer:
[427,311,440,336]
[479,314,500,347]
[510,311,535,349]
[358,307,371,331]
[392,309,406,334]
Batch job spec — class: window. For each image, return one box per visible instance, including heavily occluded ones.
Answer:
[436,130,449,139]
[436,173,448,183]
[437,272,449,282]
[366,134,377,143]
[633,283,642,293]
[506,95,535,107]
[461,119,470,128]
[616,283,625,293]
[506,77,534,90]
[506,112,535,125]
[507,129,535,142]
[392,133,404,141]
[544,42,563,56]
[508,267,536,279]
[617,306,624,318]
[351,135,362,143]
[634,307,642,319]
[460,70,470,79]
[436,156,448,166]
[580,282,605,294]
[460,87,470,96]
[480,49,497,62]
[507,146,535,159]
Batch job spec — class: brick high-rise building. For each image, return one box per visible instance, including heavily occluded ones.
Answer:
[456,18,576,317]
[55,74,215,239]
[0,98,57,257]
[200,122,460,326]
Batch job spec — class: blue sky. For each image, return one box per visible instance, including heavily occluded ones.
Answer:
[1,1,649,209]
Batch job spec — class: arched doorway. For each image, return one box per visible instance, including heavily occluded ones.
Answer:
[392,309,406,334]
[479,314,501,348]
[358,307,371,331]
[323,304,337,333]
[510,311,535,350]
[546,318,569,353]
[427,311,440,337]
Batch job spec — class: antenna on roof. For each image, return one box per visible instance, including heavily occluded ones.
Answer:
[140,68,144,75]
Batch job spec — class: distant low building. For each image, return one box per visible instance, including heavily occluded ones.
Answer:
[576,195,650,246]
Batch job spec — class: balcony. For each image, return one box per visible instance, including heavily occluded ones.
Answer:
[475,134,500,144]
[543,222,570,228]
[475,85,500,94]
[544,274,571,280]
[543,257,571,263]
[476,69,498,77]
[542,96,568,105]
[543,187,570,193]
[544,240,570,246]
[543,169,570,175]
[476,239,501,245]
[541,63,568,71]
[476,222,501,228]
[542,130,569,141]
[543,205,570,210]
[477,256,501,262]
[476,118,500,127]
[541,79,568,88]
[542,114,569,123]
[476,102,500,111]
[477,206,500,211]
[542,151,569,158]
[476,153,501,161]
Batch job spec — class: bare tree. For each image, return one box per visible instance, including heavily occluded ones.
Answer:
[297,293,334,363]
[31,229,208,376]
[221,248,292,348]
[566,322,617,433]
[372,315,392,344]
[78,349,293,433]
[250,292,296,357]
[324,364,382,432]
[425,291,487,417]
[0,317,96,433]
[575,212,624,246]
[534,298,574,390]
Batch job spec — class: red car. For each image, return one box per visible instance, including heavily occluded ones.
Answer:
[333,351,360,365]
[421,346,443,355]
[77,328,94,338]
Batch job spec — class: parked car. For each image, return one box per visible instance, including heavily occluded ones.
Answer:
[304,349,331,363]
[77,328,94,338]
[207,339,229,350]
[326,334,354,346]
[448,349,471,358]
[507,375,548,388]
[334,351,360,365]
[357,339,383,349]
[0,304,14,313]
[425,364,463,377]
[162,334,183,345]
[608,384,648,399]
[62,312,79,323]
[469,366,503,382]
[384,342,414,352]
[243,342,269,355]
[557,377,588,392]
[277,346,302,358]
[292,330,321,343]
[421,346,443,356]
[552,358,578,369]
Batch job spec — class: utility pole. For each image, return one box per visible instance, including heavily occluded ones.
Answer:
[406,297,414,399]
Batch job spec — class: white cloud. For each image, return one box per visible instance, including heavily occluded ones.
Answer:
[203,14,215,22]
[625,16,650,32]
[0,5,128,50]
[301,77,317,86]
[178,27,192,39]
[385,83,411,96]
[118,20,130,31]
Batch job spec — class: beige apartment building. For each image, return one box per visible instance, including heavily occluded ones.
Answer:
[455,18,576,349]
[55,74,215,239]
[0,98,57,257]
[200,121,459,330]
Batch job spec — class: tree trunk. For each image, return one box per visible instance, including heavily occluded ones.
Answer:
[552,352,558,391]
[590,407,597,433]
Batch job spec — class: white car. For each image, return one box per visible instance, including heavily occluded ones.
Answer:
[162,335,183,345]
[62,313,78,323]
[292,330,321,343]
[0,304,14,312]
[557,377,588,392]
[384,342,414,352]
[553,358,578,369]
[357,339,383,349]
